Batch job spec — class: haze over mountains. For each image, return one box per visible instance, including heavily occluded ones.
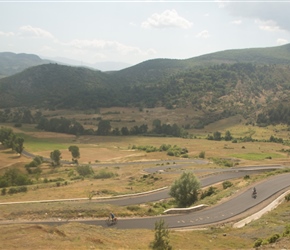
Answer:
[1,43,290,127]
[0,52,131,78]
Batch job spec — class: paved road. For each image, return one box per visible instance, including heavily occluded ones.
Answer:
[17,150,290,229]
[91,166,282,206]
[78,172,290,229]
[10,166,287,230]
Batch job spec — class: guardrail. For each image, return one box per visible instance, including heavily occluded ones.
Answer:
[164,204,208,214]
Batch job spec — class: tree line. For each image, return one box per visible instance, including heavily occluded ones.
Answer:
[36,116,188,138]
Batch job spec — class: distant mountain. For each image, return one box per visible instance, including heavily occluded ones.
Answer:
[2,43,290,126]
[41,56,131,71]
[0,52,51,78]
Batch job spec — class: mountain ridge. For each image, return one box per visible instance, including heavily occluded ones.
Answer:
[1,43,290,126]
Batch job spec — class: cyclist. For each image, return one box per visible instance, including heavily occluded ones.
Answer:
[110,212,116,222]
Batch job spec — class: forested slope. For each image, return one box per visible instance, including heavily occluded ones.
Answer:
[1,43,290,126]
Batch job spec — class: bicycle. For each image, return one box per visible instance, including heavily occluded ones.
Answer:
[105,217,118,226]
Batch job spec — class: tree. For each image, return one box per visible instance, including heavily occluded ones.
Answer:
[150,219,172,250]
[169,172,201,207]
[97,120,111,135]
[50,150,62,166]
[224,130,233,141]
[12,137,24,155]
[213,131,222,141]
[121,127,129,135]
[152,119,162,133]
[68,145,80,163]
[0,127,13,145]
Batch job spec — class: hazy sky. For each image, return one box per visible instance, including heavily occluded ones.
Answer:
[1,1,290,66]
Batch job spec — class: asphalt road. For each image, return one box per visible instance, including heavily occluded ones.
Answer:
[17,150,290,229]
[29,166,289,230]
[56,172,283,230]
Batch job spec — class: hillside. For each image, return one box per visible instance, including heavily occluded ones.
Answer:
[0,64,114,109]
[112,43,290,85]
[1,44,290,126]
[0,52,51,78]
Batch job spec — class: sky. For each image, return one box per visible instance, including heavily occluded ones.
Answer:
[1,0,290,68]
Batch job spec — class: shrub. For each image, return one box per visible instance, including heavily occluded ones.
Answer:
[285,193,290,201]
[76,165,94,177]
[127,205,141,211]
[253,238,263,248]
[199,151,205,159]
[8,187,18,195]
[7,186,27,195]
[94,170,116,179]
[268,233,280,243]
[200,186,217,199]
[150,219,172,250]
[222,181,233,189]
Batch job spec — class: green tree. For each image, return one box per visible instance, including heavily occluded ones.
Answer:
[224,130,233,141]
[97,120,111,135]
[0,127,14,147]
[213,131,222,141]
[121,127,129,135]
[169,172,201,207]
[0,168,32,187]
[12,137,24,155]
[50,150,62,166]
[150,219,172,250]
[68,145,80,163]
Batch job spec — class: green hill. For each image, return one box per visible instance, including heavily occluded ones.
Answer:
[112,43,290,85]
[0,52,52,78]
[1,44,290,126]
[0,64,113,109]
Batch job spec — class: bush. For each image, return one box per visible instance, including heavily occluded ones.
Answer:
[76,165,94,177]
[150,219,172,250]
[7,186,27,195]
[222,181,233,189]
[200,186,217,199]
[285,193,290,201]
[253,238,263,248]
[268,233,280,243]
[127,205,141,211]
[199,151,205,159]
[94,170,116,179]
[8,187,18,195]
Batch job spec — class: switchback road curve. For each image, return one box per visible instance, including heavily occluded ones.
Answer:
[2,164,288,230]
[7,151,290,229]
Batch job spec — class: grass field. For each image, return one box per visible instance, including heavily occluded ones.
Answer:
[1,112,290,249]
